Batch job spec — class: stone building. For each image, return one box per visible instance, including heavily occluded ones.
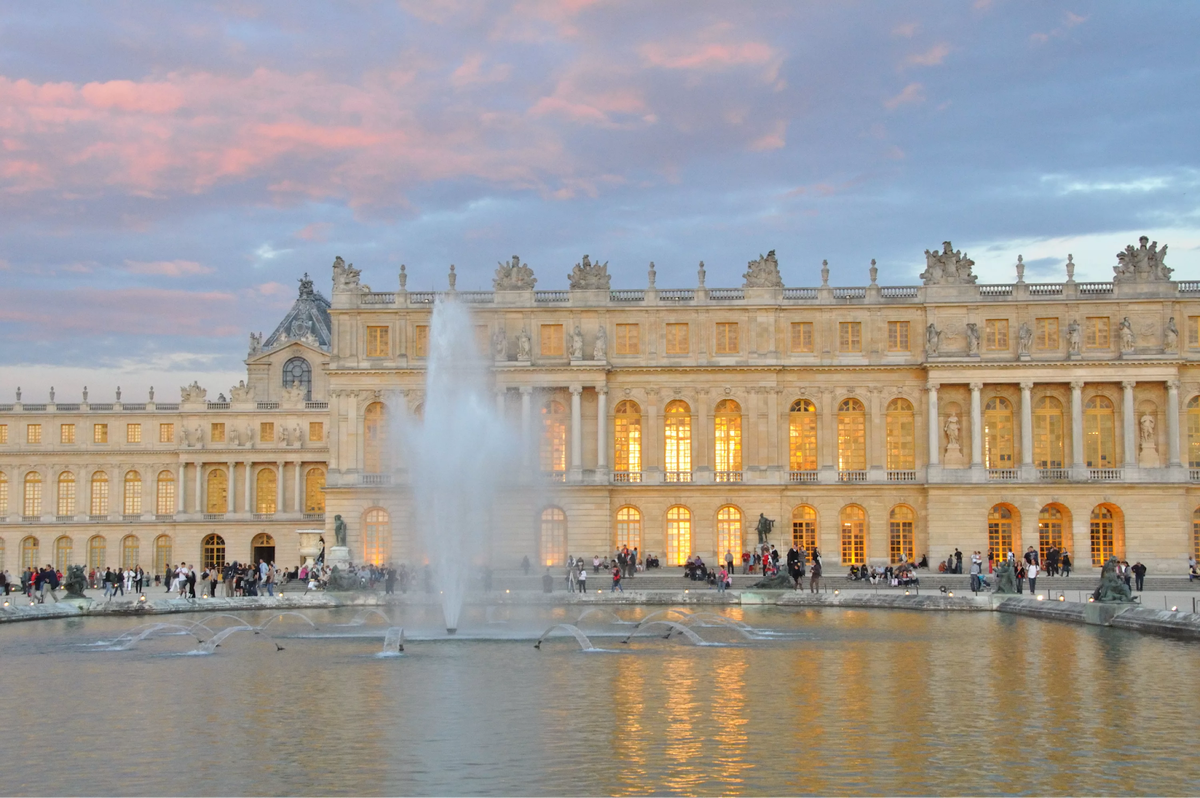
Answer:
[3,240,1200,576]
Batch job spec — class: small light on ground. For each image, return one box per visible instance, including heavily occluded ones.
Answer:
[904,590,910,596]
[833,589,840,595]
[1171,605,1178,612]
[948,591,954,597]
[1037,595,1044,601]
[1058,595,1066,602]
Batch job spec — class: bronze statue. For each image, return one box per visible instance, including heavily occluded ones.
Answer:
[334,514,347,548]
[993,559,1018,594]
[756,513,775,544]
[63,564,89,599]
[1094,556,1134,602]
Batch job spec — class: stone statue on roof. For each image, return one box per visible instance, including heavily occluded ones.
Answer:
[332,256,365,293]
[494,255,537,290]
[180,381,207,402]
[230,380,254,402]
[568,255,611,290]
[920,241,978,285]
[1114,236,1172,283]
[743,250,784,288]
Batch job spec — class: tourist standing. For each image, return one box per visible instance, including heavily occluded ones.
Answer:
[542,568,554,593]
[810,558,822,593]
[1061,551,1072,577]
[716,566,727,593]
[1027,559,1039,594]
[1132,561,1147,591]
[954,549,963,574]
[578,567,587,593]
[611,565,623,592]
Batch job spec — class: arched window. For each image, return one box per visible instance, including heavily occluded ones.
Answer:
[1084,396,1116,467]
[201,533,225,571]
[156,471,176,515]
[885,398,915,471]
[540,400,567,475]
[666,506,692,566]
[122,535,139,569]
[889,505,915,563]
[283,356,312,401]
[789,399,818,473]
[23,471,43,517]
[713,400,742,480]
[539,507,566,566]
[0,471,7,516]
[90,471,109,516]
[1187,397,1200,467]
[1038,505,1067,562]
[154,535,173,578]
[664,400,692,481]
[615,506,641,551]
[792,505,817,555]
[123,470,142,515]
[984,397,1014,469]
[1034,396,1065,469]
[364,402,389,473]
[1193,507,1200,564]
[1090,504,1124,565]
[988,504,1018,559]
[88,535,106,570]
[20,536,39,570]
[305,468,326,513]
[206,468,228,514]
[54,535,72,574]
[840,505,866,565]
[251,533,275,563]
[57,471,76,516]
[837,398,866,473]
[364,508,390,565]
[716,505,742,561]
[256,468,277,514]
[614,401,642,479]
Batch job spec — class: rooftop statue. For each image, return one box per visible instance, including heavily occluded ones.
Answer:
[568,254,611,290]
[743,250,784,288]
[281,380,306,404]
[248,332,262,356]
[298,272,316,298]
[332,256,367,293]
[494,255,537,290]
[920,241,978,285]
[230,380,254,402]
[1114,236,1172,283]
[180,381,207,402]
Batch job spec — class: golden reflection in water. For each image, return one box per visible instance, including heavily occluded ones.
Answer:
[661,653,704,794]
[609,646,650,796]
[710,651,752,792]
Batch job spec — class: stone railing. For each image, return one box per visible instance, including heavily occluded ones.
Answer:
[789,470,819,483]
[611,471,642,483]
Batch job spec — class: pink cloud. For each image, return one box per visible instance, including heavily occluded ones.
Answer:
[0,287,240,337]
[892,22,919,38]
[450,53,513,87]
[642,41,776,71]
[904,43,951,68]
[884,82,925,110]
[294,222,332,242]
[124,259,215,277]
[749,120,787,152]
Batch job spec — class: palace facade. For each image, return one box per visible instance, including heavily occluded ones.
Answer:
[3,240,1200,576]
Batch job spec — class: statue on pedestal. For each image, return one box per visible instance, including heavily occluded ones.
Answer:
[755,513,775,544]
[593,326,607,361]
[334,514,348,548]
[63,565,89,600]
[993,560,1018,594]
[1093,556,1134,602]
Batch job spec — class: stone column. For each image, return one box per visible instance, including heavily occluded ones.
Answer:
[695,393,709,479]
[244,461,252,513]
[276,461,285,513]
[927,383,940,467]
[495,388,506,417]
[969,382,983,467]
[596,386,608,470]
[226,462,234,513]
[1122,380,1136,468]
[1020,382,1034,467]
[347,393,359,473]
[177,464,186,514]
[821,389,836,481]
[645,390,659,479]
[569,385,583,474]
[195,464,203,513]
[1071,380,1085,474]
[520,387,533,468]
[868,387,883,478]
[294,461,302,513]
[1167,380,1182,467]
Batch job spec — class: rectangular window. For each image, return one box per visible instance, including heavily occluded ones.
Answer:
[790,322,814,353]
[715,323,739,355]
[887,321,910,352]
[615,323,640,355]
[366,325,389,357]
[126,423,141,443]
[60,424,75,444]
[93,423,107,443]
[414,325,429,357]
[540,324,564,356]
[986,319,1009,350]
[1086,317,1110,349]
[26,424,41,444]
[838,322,862,353]
[665,323,689,355]
[0,424,7,444]
[309,421,324,442]
[159,423,174,443]
[260,422,275,442]
[1188,316,1200,348]
[1035,318,1059,350]
[211,423,225,443]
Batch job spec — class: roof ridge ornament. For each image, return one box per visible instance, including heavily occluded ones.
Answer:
[494,255,536,290]
[568,254,611,290]
[1114,236,1172,283]
[920,241,977,285]
[743,250,783,288]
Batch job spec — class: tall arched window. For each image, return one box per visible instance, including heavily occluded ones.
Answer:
[1085,396,1116,467]
[988,504,1018,559]
[885,398,915,471]
[305,468,326,513]
[1090,504,1124,565]
[57,471,75,517]
[256,468,277,514]
[664,400,692,481]
[123,470,142,515]
[614,400,642,480]
[201,533,225,570]
[206,468,228,514]
[540,400,567,476]
[888,505,915,563]
[364,402,389,473]
[54,535,73,573]
[88,535,106,570]
[539,507,566,566]
[713,400,742,480]
[789,399,818,473]
[20,536,39,570]
[283,356,312,400]
[1034,396,1065,469]
[984,397,1015,469]
[122,535,139,569]
[1193,507,1200,564]
[1187,396,1200,467]
[716,505,742,561]
[837,399,866,472]
[840,505,866,565]
[615,506,641,551]
[23,471,42,517]
[90,471,109,516]
[666,506,692,566]
[364,508,391,565]
[1038,505,1067,562]
[154,535,173,578]
[0,471,7,516]
[156,471,176,515]
[792,505,817,554]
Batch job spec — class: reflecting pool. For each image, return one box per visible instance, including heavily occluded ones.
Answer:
[2,605,1198,796]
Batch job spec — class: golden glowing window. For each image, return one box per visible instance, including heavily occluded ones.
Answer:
[206,468,228,514]
[123,471,142,515]
[837,398,866,471]
[156,471,175,515]
[889,505,915,563]
[539,506,566,567]
[985,319,1009,350]
[90,472,109,515]
[1089,504,1123,566]
[414,325,429,357]
[154,535,173,577]
[1189,317,1200,348]
[159,423,174,443]
[1034,396,1065,468]
[715,323,739,354]
[88,535,106,570]
[613,400,641,474]
[839,322,862,353]
[1036,318,1059,350]
[665,323,689,355]
[1038,505,1065,563]
[790,322,814,353]
[988,504,1016,558]
[666,505,692,566]
[201,533,225,571]
[260,422,275,443]
[210,423,225,443]
[309,421,324,442]
[1190,396,1200,467]
[305,468,326,513]
[0,472,7,516]
[1193,507,1200,563]
[615,324,640,355]
[121,535,139,570]
[364,402,389,473]
[540,324,564,357]
[23,472,42,517]
[984,397,1014,469]
[60,424,75,444]
[126,423,141,443]
[0,424,7,444]
[256,468,277,514]
[26,424,41,444]
[885,398,915,470]
[789,399,818,472]
[716,505,742,561]
[55,536,72,574]
[93,423,107,443]
[540,400,567,474]
[366,325,389,357]
[713,399,742,475]
[840,505,866,565]
[1084,395,1116,467]
[1086,317,1110,349]
[792,505,817,554]
[21,536,39,570]
[615,506,641,551]
[887,321,910,352]
[57,472,75,516]
[664,400,692,476]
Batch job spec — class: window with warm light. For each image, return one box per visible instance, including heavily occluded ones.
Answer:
[159,423,174,443]
[716,505,742,560]
[123,471,142,515]
[21,536,39,570]
[414,325,429,357]
[1034,397,1065,468]
[309,421,324,442]
[613,401,641,475]
[206,469,228,514]
[23,472,42,516]
[789,399,817,472]
[57,472,75,516]
[0,472,7,516]
[1084,395,1115,466]
[364,402,389,473]
[26,424,41,444]
[665,323,689,355]
[615,324,640,355]
[1035,318,1059,350]
[366,325,389,357]
[210,423,225,443]
[540,507,566,566]
[305,468,326,513]
[93,423,107,443]
[88,535,107,571]
[889,505,915,563]
[156,471,175,515]
[713,400,742,477]
[666,506,692,566]
[985,319,1009,350]
[840,505,866,564]
[256,469,277,514]
[1192,507,1200,562]
[790,322,814,353]
[201,533,225,570]
[155,535,172,578]
[887,321,910,352]
[121,535,139,570]
[615,506,641,551]
[260,422,275,443]
[792,505,817,554]
[984,397,1014,469]
[664,400,692,477]
[126,423,141,443]
[837,398,866,471]
[540,324,564,357]
[1086,317,1110,349]
[885,398,915,470]
[715,323,739,354]
[1038,505,1065,562]
[1189,397,1200,467]
[55,536,72,574]
[60,424,75,444]
[839,322,862,353]
[0,424,7,444]
[1090,504,1123,565]
[988,504,1016,558]
[90,472,109,515]
[540,400,567,474]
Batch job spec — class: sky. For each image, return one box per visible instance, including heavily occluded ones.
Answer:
[1,0,1198,401]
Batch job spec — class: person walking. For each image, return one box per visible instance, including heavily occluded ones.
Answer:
[1061,550,1072,577]
[809,557,822,593]
[716,566,727,593]
[611,564,623,592]
[1027,559,1039,594]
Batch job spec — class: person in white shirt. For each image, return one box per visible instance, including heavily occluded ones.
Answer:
[1027,560,1040,594]
[577,567,587,592]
